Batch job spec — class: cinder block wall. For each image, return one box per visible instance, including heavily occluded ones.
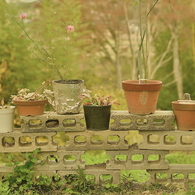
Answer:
[0,110,194,184]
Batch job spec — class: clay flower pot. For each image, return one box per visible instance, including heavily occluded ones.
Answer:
[122,80,162,114]
[83,105,111,131]
[172,101,195,131]
[13,100,47,116]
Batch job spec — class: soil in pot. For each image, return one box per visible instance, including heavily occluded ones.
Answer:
[122,80,162,114]
[83,105,111,131]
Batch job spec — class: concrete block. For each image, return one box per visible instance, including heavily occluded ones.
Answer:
[139,130,195,150]
[64,130,129,151]
[34,150,85,171]
[0,130,57,152]
[21,111,85,132]
[148,164,195,183]
[58,164,120,184]
[110,110,175,131]
[106,149,169,170]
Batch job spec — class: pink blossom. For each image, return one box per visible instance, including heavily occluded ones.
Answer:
[20,13,27,19]
[66,25,75,33]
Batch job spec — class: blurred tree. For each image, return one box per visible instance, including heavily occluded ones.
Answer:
[0,0,42,102]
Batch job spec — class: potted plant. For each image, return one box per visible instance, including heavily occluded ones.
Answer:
[0,98,15,133]
[122,0,162,114]
[11,82,54,116]
[10,12,84,114]
[172,93,195,131]
[82,90,120,131]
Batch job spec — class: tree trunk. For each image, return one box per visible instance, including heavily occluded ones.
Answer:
[172,29,183,99]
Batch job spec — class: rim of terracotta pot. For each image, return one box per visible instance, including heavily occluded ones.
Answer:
[13,99,47,106]
[122,80,162,91]
[53,79,84,84]
[172,101,195,111]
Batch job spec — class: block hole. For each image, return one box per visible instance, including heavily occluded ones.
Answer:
[74,135,87,145]
[137,118,147,126]
[181,136,193,145]
[153,119,165,126]
[28,119,42,129]
[19,136,32,147]
[172,173,184,181]
[36,136,49,146]
[80,118,85,127]
[148,154,160,164]
[155,173,168,182]
[86,174,96,182]
[64,155,77,165]
[81,150,110,165]
[46,119,59,128]
[63,119,76,127]
[53,132,69,146]
[131,154,144,164]
[47,155,59,165]
[164,135,176,145]
[2,137,15,147]
[119,119,132,126]
[107,135,120,145]
[115,154,127,163]
[188,173,195,181]
[100,174,113,184]
[90,135,103,145]
[148,134,160,144]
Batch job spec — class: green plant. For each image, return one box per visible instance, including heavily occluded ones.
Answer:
[82,89,120,106]
[66,166,95,194]
[9,11,77,81]
[1,148,43,195]
[10,81,55,109]
[132,0,159,80]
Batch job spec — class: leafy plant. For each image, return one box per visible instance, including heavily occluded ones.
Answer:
[1,148,43,195]
[0,98,10,109]
[82,88,120,106]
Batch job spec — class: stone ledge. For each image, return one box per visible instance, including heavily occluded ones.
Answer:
[148,164,195,183]
[110,110,175,131]
[0,130,57,152]
[139,130,195,150]
[106,149,169,170]
[21,111,85,133]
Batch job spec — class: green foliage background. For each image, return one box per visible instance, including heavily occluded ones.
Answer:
[0,0,195,111]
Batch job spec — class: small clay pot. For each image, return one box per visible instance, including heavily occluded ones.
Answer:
[13,100,47,116]
[172,101,195,131]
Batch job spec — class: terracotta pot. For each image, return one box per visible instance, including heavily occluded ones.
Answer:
[122,80,162,114]
[172,101,195,131]
[52,79,84,114]
[83,105,111,131]
[13,100,47,116]
[0,106,15,133]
